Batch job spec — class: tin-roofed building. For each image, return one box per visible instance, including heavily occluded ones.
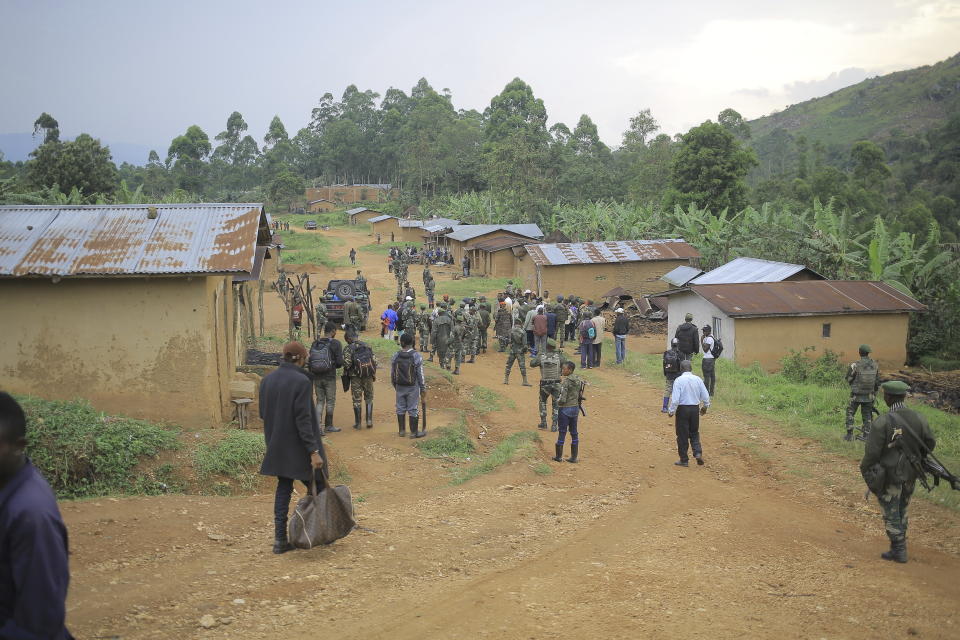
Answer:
[0,203,273,427]
[346,207,381,226]
[662,281,925,369]
[306,184,399,205]
[307,198,337,213]
[518,239,700,298]
[443,224,544,265]
[690,257,824,285]
[369,214,400,237]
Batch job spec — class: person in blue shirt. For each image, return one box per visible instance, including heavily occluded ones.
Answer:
[381,303,399,341]
[0,392,75,640]
[667,360,711,467]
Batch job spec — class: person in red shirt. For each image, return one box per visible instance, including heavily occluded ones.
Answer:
[291,300,304,331]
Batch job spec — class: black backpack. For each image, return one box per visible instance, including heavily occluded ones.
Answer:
[663,349,680,375]
[308,339,333,375]
[392,350,417,387]
[710,337,724,358]
[351,342,377,378]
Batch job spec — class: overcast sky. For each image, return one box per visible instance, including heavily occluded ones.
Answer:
[1,0,958,158]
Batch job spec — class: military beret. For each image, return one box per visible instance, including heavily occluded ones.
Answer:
[859,344,872,353]
[546,338,557,348]
[479,296,486,301]
[881,380,909,395]
[419,304,426,309]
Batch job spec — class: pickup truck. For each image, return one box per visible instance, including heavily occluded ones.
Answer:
[320,279,371,328]
[304,220,318,230]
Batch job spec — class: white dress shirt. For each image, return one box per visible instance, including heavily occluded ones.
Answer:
[669,372,711,413]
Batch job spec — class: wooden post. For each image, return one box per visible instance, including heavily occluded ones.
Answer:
[258,279,265,337]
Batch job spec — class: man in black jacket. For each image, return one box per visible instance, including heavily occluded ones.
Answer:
[613,308,630,364]
[674,313,699,361]
[259,342,327,554]
[311,322,344,434]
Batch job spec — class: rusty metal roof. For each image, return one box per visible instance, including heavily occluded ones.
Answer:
[687,281,926,317]
[526,239,699,266]
[466,236,535,252]
[0,203,267,277]
[691,257,823,284]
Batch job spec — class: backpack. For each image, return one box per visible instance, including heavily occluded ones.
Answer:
[351,342,377,378]
[710,337,724,358]
[663,349,680,375]
[587,324,597,340]
[580,319,594,341]
[308,339,333,375]
[392,350,417,386]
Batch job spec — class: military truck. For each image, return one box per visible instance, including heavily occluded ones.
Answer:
[320,278,371,327]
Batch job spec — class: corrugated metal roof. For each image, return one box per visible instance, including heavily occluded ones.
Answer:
[661,265,704,287]
[368,215,394,224]
[0,203,266,277]
[307,198,335,205]
[467,236,535,252]
[446,224,543,242]
[526,239,700,266]
[691,257,823,284]
[398,219,423,228]
[347,207,372,216]
[686,281,926,317]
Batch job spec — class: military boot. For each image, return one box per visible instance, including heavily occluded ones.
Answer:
[552,444,564,462]
[468,355,475,363]
[352,407,362,430]
[427,353,434,363]
[365,402,374,428]
[521,373,532,387]
[324,412,341,434]
[537,417,547,430]
[503,374,510,385]
[843,428,854,442]
[882,536,908,563]
[411,416,424,438]
[453,362,460,375]
[567,444,579,463]
[397,414,406,437]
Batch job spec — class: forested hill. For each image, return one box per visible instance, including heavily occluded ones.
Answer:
[748,51,960,179]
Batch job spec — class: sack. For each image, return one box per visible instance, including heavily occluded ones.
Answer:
[288,475,356,549]
[852,358,878,395]
[663,349,680,374]
[711,337,724,358]
[351,342,377,378]
[392,350,417,387]
[308,340,333,375]
[861,462,886,496]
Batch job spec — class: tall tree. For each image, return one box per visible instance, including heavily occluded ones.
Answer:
[666,120,757,212]
[621,108,660,152]
[717,108,751,141]
[167,125,211,193]
[26,126,117,197]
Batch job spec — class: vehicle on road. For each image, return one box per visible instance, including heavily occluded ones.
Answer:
[321,278,371,327]
[304,220,318,230]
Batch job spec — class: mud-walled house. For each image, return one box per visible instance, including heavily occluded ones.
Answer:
[0,203,273,427]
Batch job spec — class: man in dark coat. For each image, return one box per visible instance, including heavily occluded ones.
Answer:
[0,392,75,639]
[674,312,700,361]
[259,342,327,554]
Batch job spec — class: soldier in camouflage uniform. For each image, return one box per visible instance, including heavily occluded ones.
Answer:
[343,330,378,429]
[554,296,569,348]
[503,317,532,386]
[315,299,328,329]
[431,304,453,368]
[344,295,363,333]
[845,344,880,441]
[449,313,466,375]
[530,338,564,432]
[417,303,431,353]
[424,276,436,308]
[477,296,491,353]
[494,302,512,352]
[860,380,937,564]
[402,298,417,346]
[465,308,480,363]
[553,361,585,463]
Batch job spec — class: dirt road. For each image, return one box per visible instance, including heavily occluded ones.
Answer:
[64,225,960,639]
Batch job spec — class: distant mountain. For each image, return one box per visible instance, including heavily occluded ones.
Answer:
[0,132,155,166]
[748,52,960,178]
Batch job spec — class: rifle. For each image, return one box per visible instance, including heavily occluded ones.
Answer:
[892,413,960,492]
[421,393,428,435]
[577,380,587,417]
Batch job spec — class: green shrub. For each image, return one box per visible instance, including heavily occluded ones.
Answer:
[18,395,181,499]
[779,346,845,386]
[193,430,265,491]
[469,386,515,413]
[415,416,474,458]
[451,431,540,485]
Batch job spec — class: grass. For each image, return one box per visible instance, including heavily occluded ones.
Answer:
[916,355,960,372]
[414,413,475,459]
[18,395,181,499]
[532,461,553,476]
[273,210,349,228]
[359,241,409,255]
[451,431,541,485]
[469,385,516,413]
[368,337,400,361]
[193,430,265,493]
[279,229,350,268]
[623,351,960,510]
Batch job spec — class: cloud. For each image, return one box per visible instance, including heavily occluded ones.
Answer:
[783,68,871,102]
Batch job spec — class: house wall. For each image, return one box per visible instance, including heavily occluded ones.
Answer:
[399,226,424,242]
[371,218,401,237]
[306,186,399,204]
[307,201,336,213]
[517,259,689,300]
[734,313,910,370]
[485,249,517,277]
[450,230,531,265]
[665,291,736,359]
[0,276,234,427]
[350,211,380,226]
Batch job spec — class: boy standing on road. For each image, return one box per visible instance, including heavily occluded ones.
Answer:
[552,361,585,464]
[391,333,427,438]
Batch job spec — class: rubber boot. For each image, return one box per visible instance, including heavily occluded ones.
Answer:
[411,415,424,438]
[324,412,341,433]
[397,414,406,437]
[881,534,897,561]
[521,373,532,387]
[552,444,564,462]
[272,521,293,554]
[538,419,547,430]
[453,362,460,375]
[365,402,374,428]
[352,407,362,430]
[567,444,579,464]
[427,353,434,362]
[886,536,908,563]
[661,397,669,413]
[468,355,475,363]
[843,429,853,442]
[503,374,510,385]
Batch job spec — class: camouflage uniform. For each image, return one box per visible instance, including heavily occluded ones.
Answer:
[343,339,378,429]
[417,305,430,353]
[477,303,491,352]
[424,278,435,306]
[402,303,417,345]
[465,311,480,362]
[344,298,363,332]
[554,300,569,348]
[504,324,531,387]
[845,355,880,441]
[494,306,512,351]
[431,309,453,368]
[450,319,465,375]
[315,300,328,329]
[530,349,564,431]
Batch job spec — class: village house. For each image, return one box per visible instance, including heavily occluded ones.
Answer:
[346,206,382,226]
[441,224,544,266]
[518,239,700,298]
[398,216,459,243]
[369,214,400,238]
[464,235,536,278]
[306,198,337,213]
[305,184,399,205]
[662,281,925,370]
[0,203,273,427]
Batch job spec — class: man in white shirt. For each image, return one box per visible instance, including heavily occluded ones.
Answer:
[701,325,716,395]
[668,360,710,467]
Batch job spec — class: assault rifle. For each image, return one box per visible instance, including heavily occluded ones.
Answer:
[892,414,960,492]
[577,380,587,417]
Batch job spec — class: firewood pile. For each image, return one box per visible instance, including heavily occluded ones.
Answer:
[887,369,960,413]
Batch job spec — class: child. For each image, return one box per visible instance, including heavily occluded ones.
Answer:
[553,361,585,463]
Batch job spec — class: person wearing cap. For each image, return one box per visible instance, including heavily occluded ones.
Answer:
[530,338,565,431]
[662,337,682,412]
[700,325,716,395]
[845,344,880,441]
[674,312,699,361]
[417,303,431,353]
[259,341,327,554]
[860,380,936,563]
[495,301,512,352]
[343,330,378,430]
[667,360,710,466]
[613,307,630,365]
[344,295,363,333]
